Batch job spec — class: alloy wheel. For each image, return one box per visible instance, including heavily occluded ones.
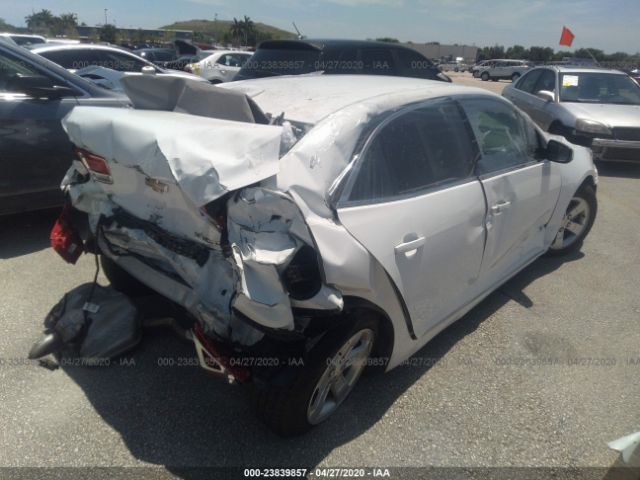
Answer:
[306,328,374,425]
[550,196,591,250]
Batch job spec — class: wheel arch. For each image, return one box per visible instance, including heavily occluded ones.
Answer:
[343,296,395,367]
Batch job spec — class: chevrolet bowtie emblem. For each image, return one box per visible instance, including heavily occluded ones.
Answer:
[145,177,169,193]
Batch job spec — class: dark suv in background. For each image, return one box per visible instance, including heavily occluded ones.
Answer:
[235,39,450,82]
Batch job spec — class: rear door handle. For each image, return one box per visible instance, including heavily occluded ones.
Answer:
[491,201,511,215]
[395,236,425,254]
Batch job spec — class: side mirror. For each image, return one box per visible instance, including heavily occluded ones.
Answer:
[141,66,157,75]
[8,74,76,99]
[546,139,573,163]
[536,90,555,102]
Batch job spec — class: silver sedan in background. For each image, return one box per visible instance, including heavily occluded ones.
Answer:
[503,66,640,163]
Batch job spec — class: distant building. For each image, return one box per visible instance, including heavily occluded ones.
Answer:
[76,26,193,42]
[404,42,478,63]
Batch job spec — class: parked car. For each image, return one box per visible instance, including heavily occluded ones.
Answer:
[50,74,597,435]
[503,66,640,162]
[235,39,451,82]
[133,47,177,66]
[0,33,46,46]
[162,51,217,71]
[186,50,253,83]
[0,38,128,215]
[471,60,494,77]
[31,44,205,91]
[479,59,530,82]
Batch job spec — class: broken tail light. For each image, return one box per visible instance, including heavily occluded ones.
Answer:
[76,148,113,184]
[50,206,84,264]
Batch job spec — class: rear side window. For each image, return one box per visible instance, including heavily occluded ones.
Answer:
[346,99,476,203]
[534,69,556,92]
[360,48,395,75]
[92,50,150,72]
[516,69,544,93]
[395,48,435,79]
[39,49,89,70]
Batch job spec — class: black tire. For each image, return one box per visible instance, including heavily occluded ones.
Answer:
[511,73,520,82]
[100,255,152,296]
[253,315,378,437]
[209,79,222,84]
[546,184,597,256]
[481,71,490,81]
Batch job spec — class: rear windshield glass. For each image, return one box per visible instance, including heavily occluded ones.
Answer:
[559,72,640,105]
[237,48,320,78]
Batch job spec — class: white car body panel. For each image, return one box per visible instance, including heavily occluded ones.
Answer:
[61,75,597,370]
[338,181,486,338]
[478,162,562,286]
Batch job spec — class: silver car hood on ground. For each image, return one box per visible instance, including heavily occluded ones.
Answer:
[560,102,640,128]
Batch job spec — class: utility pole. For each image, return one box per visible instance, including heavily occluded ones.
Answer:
[104,8,108,25]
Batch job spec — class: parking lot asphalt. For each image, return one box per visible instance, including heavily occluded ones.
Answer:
[1,74,639,477]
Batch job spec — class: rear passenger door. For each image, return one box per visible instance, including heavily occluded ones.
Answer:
[505,68,543,112]
[459,97,562,290]
[337,98,487,338]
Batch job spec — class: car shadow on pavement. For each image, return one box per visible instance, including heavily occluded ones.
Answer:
[57,251,584,476]
[0,209,59,259]
[596,162,640,179]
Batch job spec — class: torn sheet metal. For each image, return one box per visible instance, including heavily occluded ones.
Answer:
[121,75,266,123]
[609,431,640,463]
[227,187,343,331]
[62,107,283,207]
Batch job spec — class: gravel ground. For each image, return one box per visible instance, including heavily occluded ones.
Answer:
[1,74,639,478]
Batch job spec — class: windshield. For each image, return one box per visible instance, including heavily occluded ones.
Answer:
[237,47,320,79]
[559,72,640,105]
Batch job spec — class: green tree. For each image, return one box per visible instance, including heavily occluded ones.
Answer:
[506,44,528,59]
[229,17,243,45]
[528,46,553,62]
[375,37,399,43]
[99,23,117,43]
[25,9,55,34]
[574,48,605,62]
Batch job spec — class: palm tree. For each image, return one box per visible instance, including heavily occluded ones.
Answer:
[242,15,255,46]
[25,9,55,33]
[229,18,243,46]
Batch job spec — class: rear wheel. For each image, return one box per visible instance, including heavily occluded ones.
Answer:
[253,316,378,437]
[481,71,490,81]
[547,185,597,256]
[100,255,152,296]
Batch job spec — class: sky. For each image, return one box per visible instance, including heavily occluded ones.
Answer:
[1,0,638,53]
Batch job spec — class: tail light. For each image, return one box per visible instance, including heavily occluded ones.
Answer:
[76,148,112,184]
[50,206,84,264]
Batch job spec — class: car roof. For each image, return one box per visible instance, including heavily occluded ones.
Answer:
[222,74,496,124]
[32,44,133,54]
[257,38,425,53]
[532,65,627,75]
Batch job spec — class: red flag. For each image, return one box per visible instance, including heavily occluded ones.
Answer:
[559,26,575,47]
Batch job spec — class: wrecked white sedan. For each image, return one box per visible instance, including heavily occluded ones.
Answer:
[43,75,597,436]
